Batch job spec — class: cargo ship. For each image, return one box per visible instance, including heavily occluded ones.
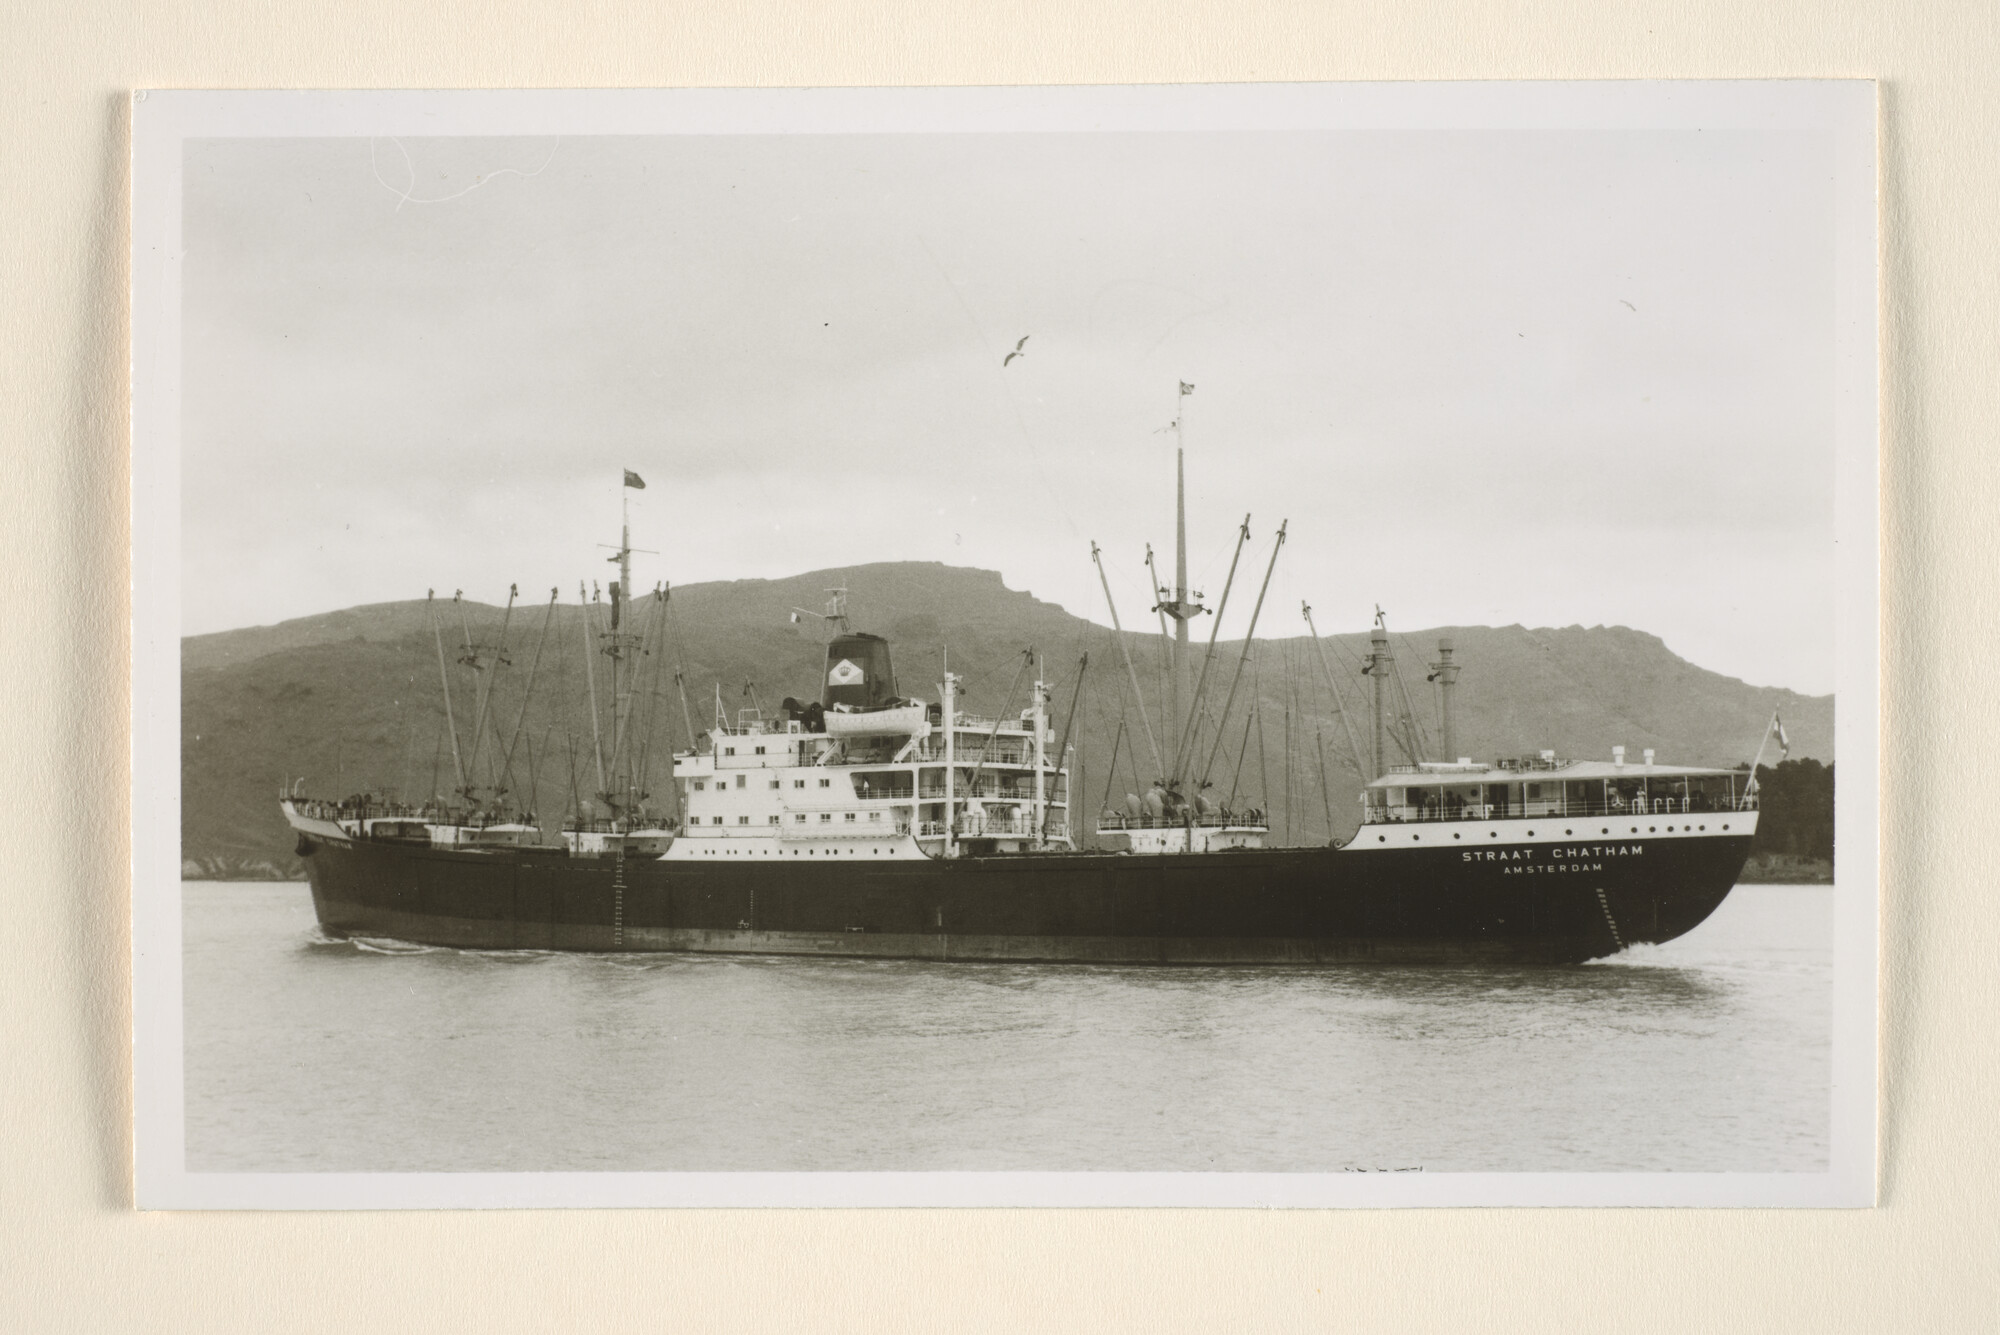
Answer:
[282,415,1765,965]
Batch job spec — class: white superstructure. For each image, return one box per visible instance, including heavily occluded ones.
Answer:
[665,668,1073,861]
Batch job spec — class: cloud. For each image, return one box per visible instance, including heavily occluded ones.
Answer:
[181,129,1838,692]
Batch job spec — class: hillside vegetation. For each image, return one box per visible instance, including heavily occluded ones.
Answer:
[182,562,1832,878]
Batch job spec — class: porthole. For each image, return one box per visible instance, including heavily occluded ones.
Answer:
[1453,832,1461,839]
[1378,835,1386,843]
[1699,825,1706,831]
[1527,830,1535,837]
[1565,829,1573,835]
[1630,827,1639,834]
[1722,824,1730,831]
[1489,831,1497,838]
[1600,828,1608,834]
[1412,834,1420,842]
[1649,826,1656,833]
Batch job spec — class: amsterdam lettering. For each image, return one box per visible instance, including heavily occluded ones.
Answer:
[1461,844,1644,875]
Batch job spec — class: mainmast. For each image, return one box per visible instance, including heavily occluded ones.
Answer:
[1154,381,1205,783]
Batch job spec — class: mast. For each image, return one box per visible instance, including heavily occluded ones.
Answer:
[1175,514,1249,782]
[942,667,959,858]
[1364,608,1391,780]
[1197,519,1287,787]
[496,587,561,805]
[1302,601,1369,782]
[1090,541,1164,779]
[1428,636,1461,761]
[1046,652,1088,844]
[1031,651,1047,847]
[610,493,636,813]
[592,474,654,823]
[1153,382,1205,783]
[1144,543,1174,766]
[426,591,468,799]
[1172,449,1188,767]
[460,584,517,802]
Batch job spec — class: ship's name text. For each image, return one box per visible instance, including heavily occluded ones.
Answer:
[1463,843,1643,873]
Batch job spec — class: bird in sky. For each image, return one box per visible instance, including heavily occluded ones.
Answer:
[1002,335,1030,367]
[1620,299,1637,311]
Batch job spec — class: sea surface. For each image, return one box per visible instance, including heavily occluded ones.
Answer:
[182,882,1830,1173]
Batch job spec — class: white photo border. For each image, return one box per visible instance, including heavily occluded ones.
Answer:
[132,81,1878,1209]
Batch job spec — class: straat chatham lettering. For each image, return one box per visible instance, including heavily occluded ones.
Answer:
[1462,844,1644,864]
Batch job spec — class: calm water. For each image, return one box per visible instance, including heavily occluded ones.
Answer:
[182,882,1830,1173]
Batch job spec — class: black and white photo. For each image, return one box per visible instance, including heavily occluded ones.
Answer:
[131,83,1878,1207]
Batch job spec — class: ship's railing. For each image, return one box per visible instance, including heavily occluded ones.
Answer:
[948,713,1034,734]
[916,779,1060,799]
[563,815,680,835]
[915,819,1071,840]
[1383,759,1572,775]
[287,796,537,828]
[711,709,772,736]
[1360,794,1755,825]
[1098,812,1268,831]
[851,778,916,799]
[287,793,691,838]
[908,743,1038,767]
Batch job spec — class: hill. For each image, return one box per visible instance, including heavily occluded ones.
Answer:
[181,562,1832,877]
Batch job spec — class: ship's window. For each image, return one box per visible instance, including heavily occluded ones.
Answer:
[795,813,806,822]
[794,779,805,789]
[693,781,705,791]
[769,779,780,789]
[736,775,746,789]
[768,815,780,824]
[739,815,750,825]
[819,813,832,823]
[870,811,881,821]
[712,816,723,826]
[724,747,735,756]
[1527,783,1542,799]
[754,746,766,755]
[819,778,831,788]
[844,812,856,822]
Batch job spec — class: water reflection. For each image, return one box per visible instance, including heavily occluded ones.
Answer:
[298,930,1731,1016]
[204,884,1829,1172]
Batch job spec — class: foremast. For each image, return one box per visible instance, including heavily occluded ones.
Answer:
[575,472,673,845]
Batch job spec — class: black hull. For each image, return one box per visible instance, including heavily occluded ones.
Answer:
[297,832,1751,966]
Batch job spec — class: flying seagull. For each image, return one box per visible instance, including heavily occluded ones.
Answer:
[1620,299,1636,311]
[1002,335,1030,367]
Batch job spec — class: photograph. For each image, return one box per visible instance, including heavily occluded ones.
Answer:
[131,83,1878,1207]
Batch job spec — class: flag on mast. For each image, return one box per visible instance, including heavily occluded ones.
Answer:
[623,469,646,490]
[1775,713,1790,759]
[1179,381,1195,396]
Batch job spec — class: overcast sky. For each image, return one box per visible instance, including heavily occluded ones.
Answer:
[182,127,1838,692]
